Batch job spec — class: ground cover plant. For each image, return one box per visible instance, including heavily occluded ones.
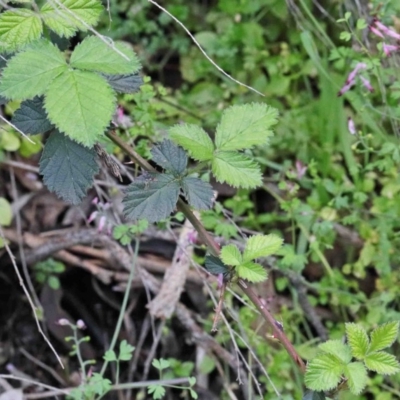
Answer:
[1,0,400,399]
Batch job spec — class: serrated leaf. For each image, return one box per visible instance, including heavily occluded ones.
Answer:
[102,73,142,93]
[147,384,165,399]
[123,173,180,223]
[70,36,140,74]
[151,140,187,176]
[319,340,352,364]
[119,340,135,361]
[302,391,326,400]
[0,9,43,52]
[305,354,344,392]
[369,322,399,353]
[181,176,214,210]
[44,69,115,146]
[12,96,53,134]
[39,130,99,204]
[364,352,400,374]
[0,40,67,100]
[343,362,367,395]
[169,124,214,161]
[212,151,261,188]
[215,103,278,151]
[220,244,242,266]
[41,0,103,38]
[204,255,231,277]
[243,234,283,262]
[236,261,267,283]
[345,323,370,359]
[103,350,117,361]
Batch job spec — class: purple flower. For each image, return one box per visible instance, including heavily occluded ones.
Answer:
[374,20,400,40]
[347,117,356,135]
[369,25,385,39]
[382,43,399,57]
[346,63,367,84]
[360,76,374,92]
[338,79,356,96]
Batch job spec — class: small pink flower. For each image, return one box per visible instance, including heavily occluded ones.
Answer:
[347,117,356,135]
[338,79,356,96]
[77,320,86,329]
[57,318,71,326]
[295,160,307,179]
[92,197,99,205]
[369,25,385,39]
[346,62,367,84]
[98,215,107,232]
[374,20,400,40]
[360,76,374,92]
[87,211,98,224]
[382,43,399,57]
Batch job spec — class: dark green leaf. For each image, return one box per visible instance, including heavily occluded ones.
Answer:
[302,391,326,400]
[123,173,180,223]
[12,96,53,134]
[181,176,214,210]
[151,140,187,176]
[102,73,143,93]
[39,130,99,204]
[204,255,231,277]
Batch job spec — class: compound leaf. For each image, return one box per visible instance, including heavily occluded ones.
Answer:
[204,255,231,277]
[12,96,53,134]
[102,73,142,93]
[236,261,267,283]
[215,103,278,151]
[169,123,214,161]
[41,0,103,38]
[212,151,261,188]
[0,40,67,100]
[181,176,214,210]
[44,69,115,146]
[151,139,187,176]
[364,351,400,375]
[369,321,399,353]
[220,244,242,266]
[318,340,352,364]
[123,173,180,223]
[0,9,43,52]
[345,323,369,359]
[305,354,344,392]
[70,36,141,74]
[243,234,283,262]
[343,362,367,395]
[39,130,99,204]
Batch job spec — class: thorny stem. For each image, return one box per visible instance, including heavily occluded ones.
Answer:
[105,129,307,373]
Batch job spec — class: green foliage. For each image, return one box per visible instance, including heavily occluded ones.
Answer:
[113,220,148,245]
[103,339,135,362]
[33,258,65,290]
[0,197,12,227]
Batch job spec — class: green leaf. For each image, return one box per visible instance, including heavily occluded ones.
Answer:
[151,140,187,176]
[47,275,60,290]
[147,384,165,399]
[103,350,117,362]
[0,9,43,52]
[212,151,261,189]
[70,36,141,74]
[236,261,267,283]
[214,103,278,151]
[243,234,283,262]
[318,340,352,364]
[369,322,399,353]
[12,97,53,134]
[123,173,180,223]
[305,354,344,392]
[220,244,242,266]
[39,130,99,204]
[345,323,370,359]
[364,352,400,375]
[204,255,231,277]
[302,391,326,400]
[119,340,135,361]
[102,73,142,93]
[169,124,214,161]
[188,377,196,386]
[41,0,103,38]
[343,362,367,395]
[0,197,12,226]
[189,389,198,399]
[44,69,115,146]
[181,176,214,210]
[0,40,67,100]
[152,358,170,370]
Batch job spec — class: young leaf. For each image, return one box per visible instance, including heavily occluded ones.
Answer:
[369,321,399,353]
[215,103,278,151]
[39,130,99,204]
[44,69,115,146]
[102,73,143,93]
[41,0,103,38]
[169,124,214,161]
[343,362,367,395]
[181,176,214,210]
[150,140,187,176]
[12,97,53,134]
[302,391,326,400]
[147,384,165,400]
[70,36,141,74]
[220,244,242,266]
[212,151,262,188]
[305,354,344,392]
[119,340,135,361]
[364,352,400,375]
[204,255,231,277]
[0,40,67,100]
[103,350,117,362]
[152,358,170,370]
[243,234,283,262]
[123,173,180,223]
[318,340,352,364]
[345,323,369,359]
[235,261,267,283]
[0,9,43,52]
